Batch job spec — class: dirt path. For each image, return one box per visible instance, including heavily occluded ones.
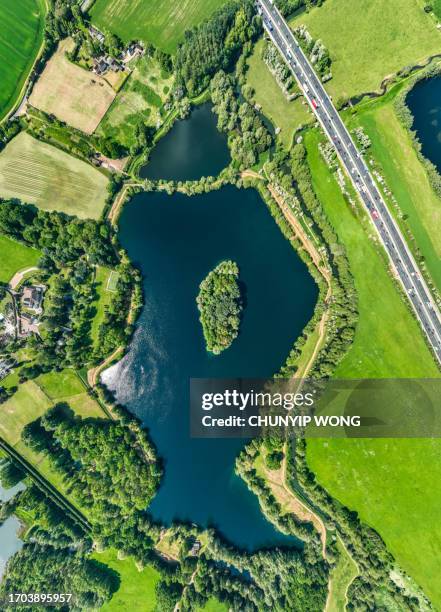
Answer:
[268,184,331,284]
[9,266,39,290]
[87,346,124,387]
[108,182,143,226]
[262,454,327,557]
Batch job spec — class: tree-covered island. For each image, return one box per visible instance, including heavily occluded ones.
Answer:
[197,260,243,354]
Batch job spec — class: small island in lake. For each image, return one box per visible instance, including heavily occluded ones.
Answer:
[197,260,243,354]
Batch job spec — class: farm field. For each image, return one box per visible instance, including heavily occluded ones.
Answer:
[90,0,227,53]
[0,132,109,219]
[347,90,441,293]
[29,38,116,134]
[98,56,173,149]
[246,38,312,147]
[0,235,41,284]
[289,0,441,100]
[0,0,46,121]
[303,128,441,607]
[92,549,160,612]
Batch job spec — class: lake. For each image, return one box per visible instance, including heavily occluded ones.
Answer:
[140,104,231,181]
[407,76,441,172]
[104,185,317,550]
[0,482,25,578]
[105,103,317,550]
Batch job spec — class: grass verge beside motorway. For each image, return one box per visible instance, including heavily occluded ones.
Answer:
[304,128,441,607]
[289,0,441,100]
[245,38,312,147]
[0,132,109,219]
[90,0,227,53]
[305,128,438,376]
[346,88,441,293]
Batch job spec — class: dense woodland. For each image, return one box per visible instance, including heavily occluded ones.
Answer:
[1,544,117,611]
[211,71,273,168]
[22,404,161,526]
[197,260,243,354]
[175,0,261,97]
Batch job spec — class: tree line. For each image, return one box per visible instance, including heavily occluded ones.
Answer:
[211,70,273,168]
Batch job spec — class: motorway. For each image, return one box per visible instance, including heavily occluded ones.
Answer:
[257,0,441,366]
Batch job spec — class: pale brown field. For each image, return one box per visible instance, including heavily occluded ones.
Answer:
[29,38,116,134]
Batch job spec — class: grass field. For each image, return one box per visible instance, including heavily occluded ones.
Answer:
[197,599,228,612]
[90,267,115,349]
[327,537,358,612]
[92,549,160,611]
[35,369,85,399]
[0,371,104,446]
[90,0,227,53]
[0,132,109,219]
[246,38,312,147]
[303,129,441,607]
[347,91,441,293]
[0,0,46,121]
[29,38,116,134]
[98,56,173,148]
[289,0,441,100]
[0,235,41,284]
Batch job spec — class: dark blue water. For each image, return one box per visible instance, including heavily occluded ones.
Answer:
[140,104,231,181]
[105,186,317,550]
[407,76,441,172]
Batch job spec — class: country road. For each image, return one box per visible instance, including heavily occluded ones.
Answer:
[258,0,441,365]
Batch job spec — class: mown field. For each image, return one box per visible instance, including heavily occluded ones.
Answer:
[90,0,226,53]
[98,56,173,149]
[29,38,116,134]
[92,549,160,612]
[304,129,441,607]
[245,38,312,147]
[346,88,441,293]
[0,235,41,284]
[0,0,46,121]
[0,132,108,219]
[289,0,441,100]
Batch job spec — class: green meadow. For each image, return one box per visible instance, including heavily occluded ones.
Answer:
[91,0,227,53]
[304,128,441,607]
[0,0,46,121]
